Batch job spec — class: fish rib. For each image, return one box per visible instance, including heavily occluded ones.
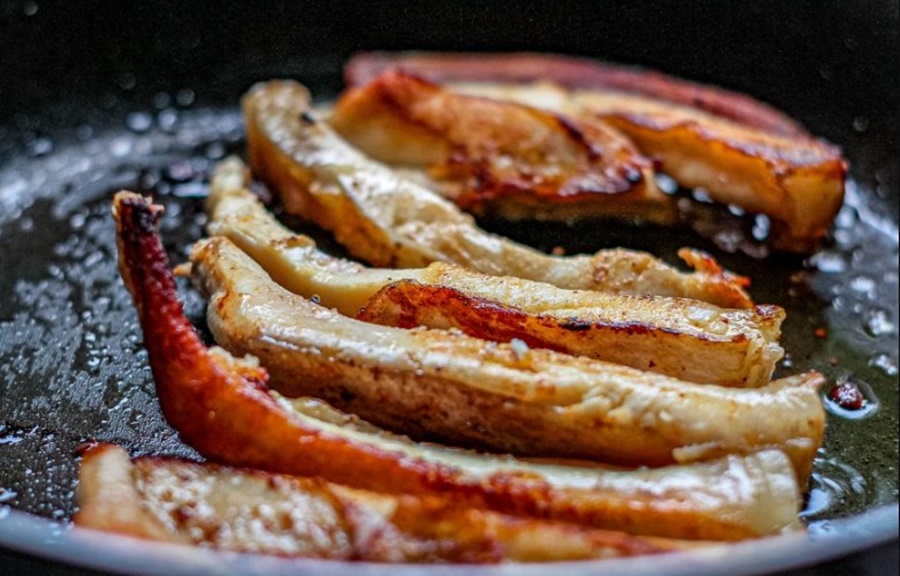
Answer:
[112,191,807,540]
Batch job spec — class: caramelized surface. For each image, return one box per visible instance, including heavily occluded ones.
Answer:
[344,52,847,253]
[345,52,809,137]
[330,71,672,224]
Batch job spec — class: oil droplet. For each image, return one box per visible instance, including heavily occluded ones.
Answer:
[852,116,869,133]
[802,455,868,522]
[823,377,880,420]
[176,88,196,107]
[751,214,770,241]
[125,111,153,133]
[691,187,714,203]
[26,137,53,157]
[110,137,133,157]
[158,109,179,132]
[869,353,899,376]
[116,72,136,91]
[655,173,678,195]
[152,92,172,109]
[809,250,847,274]
[727,203,746,217]
[863,309,896,337]
[849,275,876,298]
[204,141,226,160]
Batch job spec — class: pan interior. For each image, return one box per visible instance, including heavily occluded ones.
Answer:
[0,73,897,541]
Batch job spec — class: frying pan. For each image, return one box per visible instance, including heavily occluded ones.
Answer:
[1,0,897,573]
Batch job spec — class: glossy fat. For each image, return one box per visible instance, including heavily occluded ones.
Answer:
[206,158,783,387]
[110,196,805,541]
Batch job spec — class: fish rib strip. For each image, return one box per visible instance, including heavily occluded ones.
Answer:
[243,80,754,308]
[206,157,783,388]
[344,52,846,253]
[191,188,823,476]
[75,444,677,562]
[110,191,805,540]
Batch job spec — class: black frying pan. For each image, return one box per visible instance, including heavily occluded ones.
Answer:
[1,1,897,573]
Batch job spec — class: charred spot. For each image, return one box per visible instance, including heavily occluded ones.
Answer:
[339,389,357,404]
[559,318,592,331]
[624,166,643,184]
[130,200,162,236]
[299,111,317,125]
[553,114,602,160]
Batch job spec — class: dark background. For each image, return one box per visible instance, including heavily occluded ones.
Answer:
[1,0,897,200]
[1,0,897,574]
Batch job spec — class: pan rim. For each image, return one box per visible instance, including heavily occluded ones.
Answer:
[0,504,897,575]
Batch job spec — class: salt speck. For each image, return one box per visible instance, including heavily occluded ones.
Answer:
[810,251,847,274]
[863,309,896,337]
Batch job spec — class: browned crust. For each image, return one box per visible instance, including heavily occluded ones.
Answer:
[345,52,808,137]
[330,71,668,221]
[113,191,452,496]
[344,53,847,253]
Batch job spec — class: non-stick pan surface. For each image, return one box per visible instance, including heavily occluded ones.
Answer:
[1,1,897,573]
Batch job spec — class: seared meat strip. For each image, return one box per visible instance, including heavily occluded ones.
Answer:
[75,444,678,562]
[112,190,807,540]
[206,157,783,388]
[329,70,673,225]
[344,52,846,253]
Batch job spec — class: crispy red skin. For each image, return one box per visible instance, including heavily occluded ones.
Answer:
[345,52,808,137]
[357,280,659,352]
[115,193,456,495]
